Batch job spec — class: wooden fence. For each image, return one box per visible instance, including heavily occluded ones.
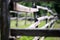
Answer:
[10,3,57,40]
[1,0,59,40]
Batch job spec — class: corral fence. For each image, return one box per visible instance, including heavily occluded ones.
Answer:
[1,0,60,40]
[10,2,57,40]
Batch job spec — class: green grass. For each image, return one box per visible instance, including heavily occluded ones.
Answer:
[10,20,34,28]
[38,20,46,28]
[54,20,60,28]
[45,37,55,40]
[17,36,34,40]
[44,37,60,40]
[10,20,46,28]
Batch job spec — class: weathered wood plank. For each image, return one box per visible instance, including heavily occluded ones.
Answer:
[16,3,38,12]
[11,28,60,37]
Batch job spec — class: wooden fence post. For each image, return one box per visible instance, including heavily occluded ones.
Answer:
[32,3,40,40]
[46,18,48,28]
[1,0,10,40]
[32,3,38,28]
[46,10,48,28]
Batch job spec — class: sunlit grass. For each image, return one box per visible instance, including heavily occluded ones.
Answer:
[17,36,33,40]
[10,20,34,28]
[38,20,46,28]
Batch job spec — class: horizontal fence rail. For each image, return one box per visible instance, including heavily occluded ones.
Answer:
[37,6,57,16]
[15,3,38,13]
[11,29,60,37]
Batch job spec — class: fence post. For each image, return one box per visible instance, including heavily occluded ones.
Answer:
[32,3,38,28]
[46,10,48,28]
[49,17,55,28]
[1,0,10,40]
[9,1,17,40]
[32,3,40,40]
[46,18,48,28]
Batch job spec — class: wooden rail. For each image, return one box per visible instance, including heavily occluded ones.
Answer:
[37,6,57,16]
[16,3,38,13]
[11,28,60,37]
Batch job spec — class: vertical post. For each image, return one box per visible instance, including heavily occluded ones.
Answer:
[46,19,48,28]
[16,12,19,27]
[32,3,40,40]
[32,3,38,28]
[49,18,55,28]
[1,0,10,40]
[36,3,41,17]
[46,10,48,28]
[25,12,27,26]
